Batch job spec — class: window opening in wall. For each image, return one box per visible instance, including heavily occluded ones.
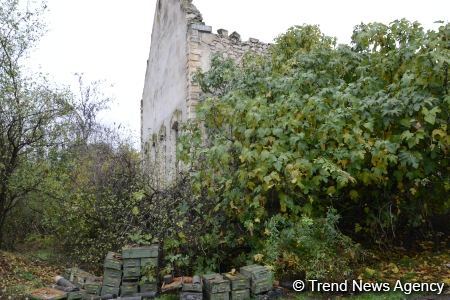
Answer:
[171,121,180,175]
[144,142,149,155]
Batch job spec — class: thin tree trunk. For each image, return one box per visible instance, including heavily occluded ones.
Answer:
[0,212,6,249]
[0,190,6,249]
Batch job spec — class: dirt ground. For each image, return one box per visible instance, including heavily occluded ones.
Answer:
[0,241,448,299]
[0,251,63,298]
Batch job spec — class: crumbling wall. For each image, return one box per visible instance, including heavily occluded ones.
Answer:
[186,25,269,119]
[141,0,268,186]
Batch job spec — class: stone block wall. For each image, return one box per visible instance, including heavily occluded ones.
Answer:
[141,0,268,187]
[186,23,269,120]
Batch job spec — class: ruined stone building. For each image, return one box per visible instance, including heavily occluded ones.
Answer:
[141,0,268,186]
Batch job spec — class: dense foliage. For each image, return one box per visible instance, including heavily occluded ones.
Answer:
[261,209,360,281]
[1,0,448,283]
[0,0,147,266]
[179,20,449,277]
[0,0,71,246]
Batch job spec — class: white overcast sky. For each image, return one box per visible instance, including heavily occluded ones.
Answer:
[28,0,449,144]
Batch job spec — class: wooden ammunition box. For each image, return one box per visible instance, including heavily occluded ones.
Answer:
[102,267,122,288]
[122,245,159,259]
[141,257,158,267]
[123,258,141,268]
[67,290,85,300]
[222,273,249,291]
[123,266,141,278]
[103,268,122,279]
[250,279,272,294]
[123,276,140,282]
[239,265,273,294]
[206,291,229,300]
[202,274,230,294]
[104,252,122,270]
[239,265,272,282]
[140,282,158,292]
[102,276,121,288]
[121,281,139,296]
[84,282,102,295]
[182,276,203,293]
[180,292,203,300]
[230,289,250,300]
[100,285,120,297]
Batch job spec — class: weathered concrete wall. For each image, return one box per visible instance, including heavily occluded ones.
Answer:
[141,0,268,186]
[141,0,192,186]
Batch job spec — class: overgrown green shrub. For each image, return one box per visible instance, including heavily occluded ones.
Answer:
[260,209,361,281]
[134,176,245,275]
[179,20,449,270]
[46,141,144,267]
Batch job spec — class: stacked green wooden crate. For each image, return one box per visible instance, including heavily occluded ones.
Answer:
[84,280,102,297]
[121,244,159,296]
[180,276,203,300]
[64,268,95,289]
[140,256,158,292]
[223,272,250,300]
[202,273,230,300]
[239,265,273,296]
[83,294,102,300]
[66,290,85,300]
[121,257,140,296]
[101,251,122,296]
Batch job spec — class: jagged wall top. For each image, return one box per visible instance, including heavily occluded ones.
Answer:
[181,0,203,24]
[178,0,269,48]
